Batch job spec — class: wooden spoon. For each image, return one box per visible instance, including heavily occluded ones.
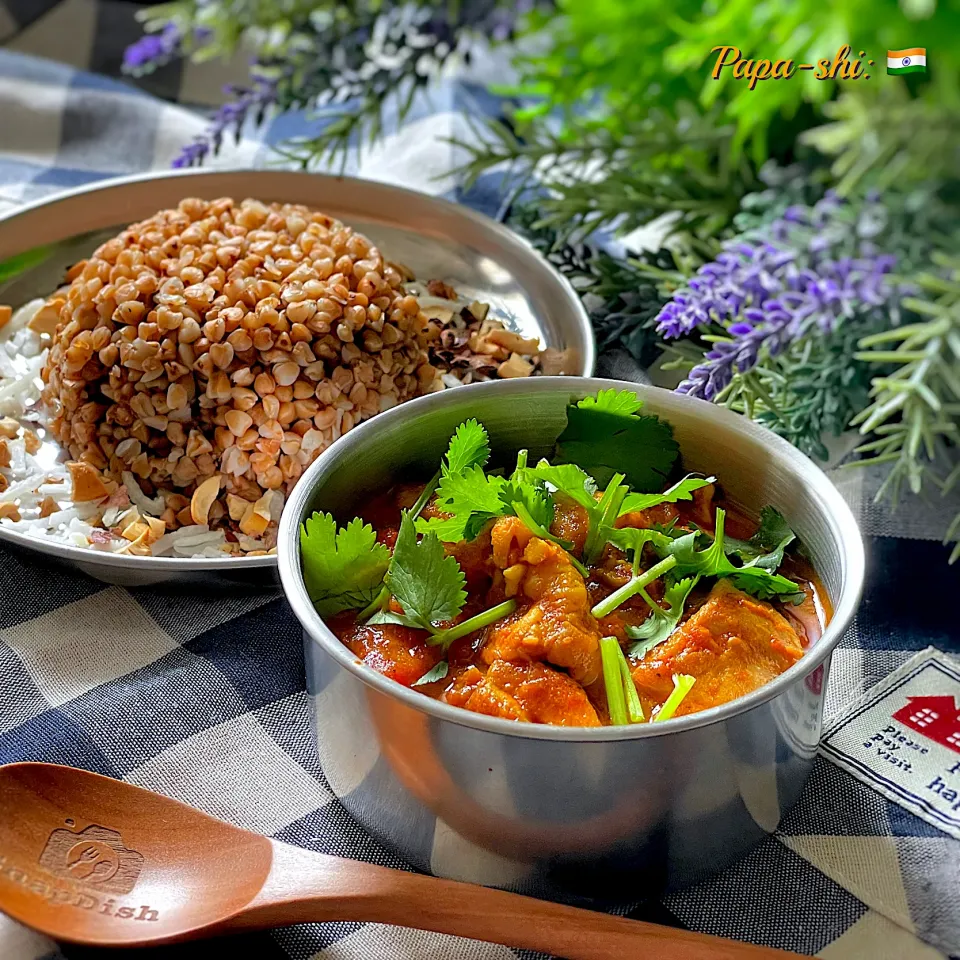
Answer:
[0,763,802,958]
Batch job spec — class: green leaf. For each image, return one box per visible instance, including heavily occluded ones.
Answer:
[499,477,554,531]
[444,419,490,474]
[386,513,467,631]
[619,475,716,516]
[525,461,598,511]
[727,568,806,604]
[555,393,679,491]
[604,526,674,568]
[668,509,804,603]
[723,506,797,573]
[627,575,699,658]
[300,512,391,617]
[750,506,796,553]
[414,513,473,543]
[416,466,506,542]
[576,388,644,417]
[668,510,727,575]
[412,661,449,687]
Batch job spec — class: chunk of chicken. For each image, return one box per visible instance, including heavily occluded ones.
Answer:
[630,579,804,717]
[483,526,603,685]
[486,660,600,726]
[444,662,600,726]
[550,492,590,556]
[444,664,527,719]
[336,618,441,687]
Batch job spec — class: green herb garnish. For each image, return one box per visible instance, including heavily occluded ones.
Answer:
[600,636,645,725]
[667,509,804,604]
[300,513,391,617]
[627,575,700,658]
[412,661,450,687]
[600,636,628,726]
[383,512,467,630]
[554,389,679,491]
[371,513,517,652]
[722,506,797,573]
[619,474,716,517]
[653,674,697,723]
[445,418,490,474]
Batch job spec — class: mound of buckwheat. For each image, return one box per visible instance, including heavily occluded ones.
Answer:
[41,197,432,540]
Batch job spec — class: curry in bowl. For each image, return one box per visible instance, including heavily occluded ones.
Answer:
[299,389,827,727]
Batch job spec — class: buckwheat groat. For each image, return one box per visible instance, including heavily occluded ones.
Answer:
[41,197,431,537]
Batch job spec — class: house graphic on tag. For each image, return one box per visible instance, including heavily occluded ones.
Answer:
[892,695,960,755]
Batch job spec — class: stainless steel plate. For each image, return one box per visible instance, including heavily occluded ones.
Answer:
[0,170,594,587]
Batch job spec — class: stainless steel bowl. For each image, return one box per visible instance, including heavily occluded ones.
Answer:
[0,170,593,587]
[278,377,865,901]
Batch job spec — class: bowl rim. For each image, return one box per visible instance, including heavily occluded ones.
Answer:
[0,169,594,573]
[278,375,866,742]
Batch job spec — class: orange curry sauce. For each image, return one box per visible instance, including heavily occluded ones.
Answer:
[329,484,830,726]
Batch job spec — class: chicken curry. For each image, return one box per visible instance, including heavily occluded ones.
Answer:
[301,389,827,727]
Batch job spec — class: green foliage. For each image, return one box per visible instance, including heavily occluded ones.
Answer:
[513,0,960,164]
[453,109,749,243]
[803,80,960,197]
[851,255,960,562]
[627,576,700,658]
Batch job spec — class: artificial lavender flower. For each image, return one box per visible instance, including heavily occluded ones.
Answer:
[655,245,796,339]
[173,73,280,168]
[122,23,182,74]
[665,194,899,401]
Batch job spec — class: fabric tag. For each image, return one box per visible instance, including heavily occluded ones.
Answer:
[820,647,960,840]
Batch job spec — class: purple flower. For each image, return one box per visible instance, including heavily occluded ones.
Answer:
[172,73,279,168]
[661,193,899,401]
[123,23,181,73]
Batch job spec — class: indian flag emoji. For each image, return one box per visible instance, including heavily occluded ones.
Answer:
[887,48,927,75]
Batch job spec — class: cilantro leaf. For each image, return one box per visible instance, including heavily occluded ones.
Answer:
[727,568,805,603]
[300,513,391,617]
[412,513,472,542]
[526,461,598,511]
[412,660,449,687]
[386,513,467,630]
[576,388,644,417]
[723,506,796,573]
[619,475,716,516]
[627,575,699,658]
[554,391,679,491]
[500,477,554,531]
[439,466,505,516]
[525,461,626,564]
[606,526,676,568]
[416,467,506,542]
[667,509,804,603]
[445,419,490,474]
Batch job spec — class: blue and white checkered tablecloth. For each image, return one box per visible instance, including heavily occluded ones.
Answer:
[0,23,958,960]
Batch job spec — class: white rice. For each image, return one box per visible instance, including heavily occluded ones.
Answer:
[0,300,235,559]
